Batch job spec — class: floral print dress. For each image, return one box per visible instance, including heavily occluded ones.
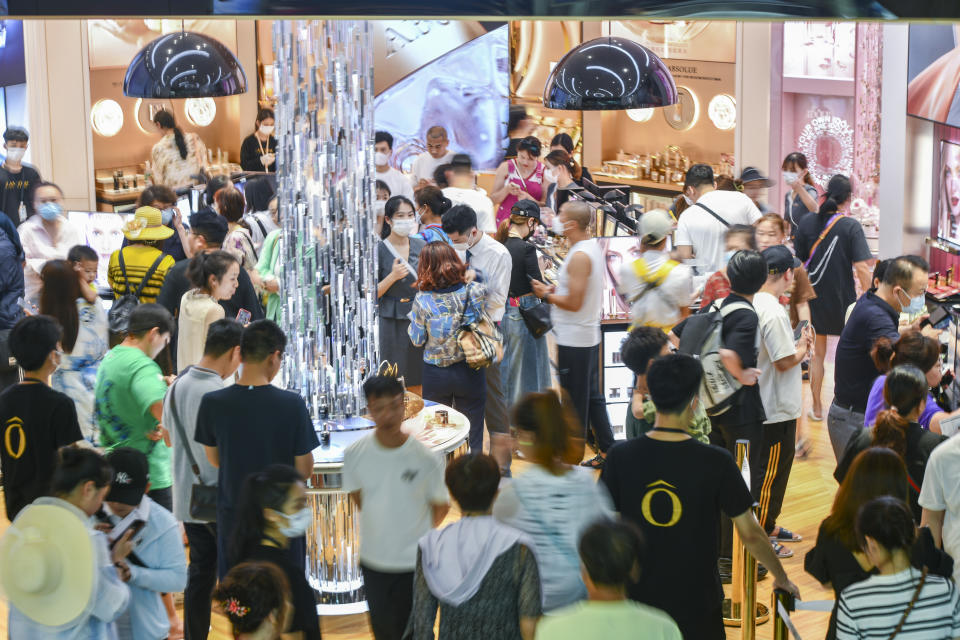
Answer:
[51,298,109,445]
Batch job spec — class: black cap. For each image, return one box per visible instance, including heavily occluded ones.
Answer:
[740,166,775,187]
[105,448,149,506]
[762,245,801,274]
[189,209,229,245]
[510,199,542,222]
[450,153,472,170]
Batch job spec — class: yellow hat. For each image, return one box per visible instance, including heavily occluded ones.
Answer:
[122,206,174,241]
[0,503,96,626]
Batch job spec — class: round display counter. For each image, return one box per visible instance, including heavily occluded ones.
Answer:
[306,400,469,614]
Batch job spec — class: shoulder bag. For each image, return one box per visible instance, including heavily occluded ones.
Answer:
[167,371,218,522]
[518,244,553,339]
[456,285,503,369]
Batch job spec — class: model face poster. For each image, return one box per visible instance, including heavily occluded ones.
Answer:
[939,141,960,244]
[907,24,960,128]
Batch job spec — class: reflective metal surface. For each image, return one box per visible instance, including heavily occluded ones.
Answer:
[543,36,678,111]
[123,31,247,98]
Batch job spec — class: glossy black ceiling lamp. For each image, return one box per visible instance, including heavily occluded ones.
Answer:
[123,31,247,99]
[543,37,677,111]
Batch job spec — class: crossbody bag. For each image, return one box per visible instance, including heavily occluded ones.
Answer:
[167,371,218,522]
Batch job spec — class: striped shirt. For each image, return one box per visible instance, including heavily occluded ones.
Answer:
[108,245,176,304]
[836,567,960,639]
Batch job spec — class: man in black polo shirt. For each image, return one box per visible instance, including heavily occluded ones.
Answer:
[671,249,768,570]
[830,255,936,459]
[0,127,41,226]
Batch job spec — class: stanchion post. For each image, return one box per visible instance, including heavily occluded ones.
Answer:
[724,439,765,632]
[772,590,791,640]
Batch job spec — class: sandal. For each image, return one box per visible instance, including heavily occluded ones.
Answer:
[770,526,803,543]
[772,541,793,558]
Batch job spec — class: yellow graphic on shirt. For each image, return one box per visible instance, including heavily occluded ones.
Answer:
[641,479,682,527]
[4,417,25,459]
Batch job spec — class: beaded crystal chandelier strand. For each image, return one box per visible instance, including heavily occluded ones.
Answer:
[274,20,379,421]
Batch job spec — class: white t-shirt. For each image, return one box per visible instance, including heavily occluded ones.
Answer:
[443,186,496,233]
[617,249,693,329]
[410,151,454,188]
[342,433,449,571]
[754,291,802,423]
[674,190,762,277]
[919,435,960,584]
[552,238,603,347]
[376,166,415,202]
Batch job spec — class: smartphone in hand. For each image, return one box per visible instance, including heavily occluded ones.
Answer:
[793,320,809,342]
[236,309,252,325]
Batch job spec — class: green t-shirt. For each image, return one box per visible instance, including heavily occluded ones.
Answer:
[535,600,681,640]
[94,345,171,489]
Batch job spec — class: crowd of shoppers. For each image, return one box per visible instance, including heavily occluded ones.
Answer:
[5,117,960,640]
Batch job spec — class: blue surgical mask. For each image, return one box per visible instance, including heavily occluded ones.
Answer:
[897,289,926,316]
[38,202,62,221]
[160,208,175,226]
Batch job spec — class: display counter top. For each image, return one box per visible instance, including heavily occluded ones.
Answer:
[590,170,683,194]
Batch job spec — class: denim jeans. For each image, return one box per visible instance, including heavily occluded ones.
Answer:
[422,361,487,453]
[500,299,552,405]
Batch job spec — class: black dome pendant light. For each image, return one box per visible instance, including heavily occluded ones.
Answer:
[123,30,247,99]
[543,36,677,111]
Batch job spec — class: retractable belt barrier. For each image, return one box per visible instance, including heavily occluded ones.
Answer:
[772,589,835,639]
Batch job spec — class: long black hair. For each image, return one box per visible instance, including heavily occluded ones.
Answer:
[186,250,239,292]
[153,109,188,160]
[229,465,304,568]
[381,195,416,239]
[817,174,852,231]
[243,177,275,213]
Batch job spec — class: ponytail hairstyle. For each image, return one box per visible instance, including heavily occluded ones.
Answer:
[716,175,741,192]
[817,174,852,232]
[544,149,582,181]
[495,213,535,244]
[214,561,291,636]
[153,109,187,160]
[229,465,304,568]
[512,389,585,472]
[415,185,452,220]
[186,250,239,293]
[873,365,928,458]
[870,330,940,374]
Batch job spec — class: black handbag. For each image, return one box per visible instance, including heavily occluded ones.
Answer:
[168,373,218,522]
[518,298,552,339]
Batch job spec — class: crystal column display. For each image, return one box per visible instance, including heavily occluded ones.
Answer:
[274,20,378,422]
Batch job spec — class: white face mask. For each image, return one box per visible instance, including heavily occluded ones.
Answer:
[551,216,567,236]
[683,194,695,206]
[5,147,25,163]
[391,218,416,237]
[782,171,798,185]
[544,168,558,183]
[277,507,312,538]
[374,152,390,167]
[452,242,469,262]
[259,125,275,136]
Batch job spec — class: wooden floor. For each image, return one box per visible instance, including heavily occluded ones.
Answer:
[0,352,842,639]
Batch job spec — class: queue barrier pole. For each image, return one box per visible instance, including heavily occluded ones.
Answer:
[723,439,768,633]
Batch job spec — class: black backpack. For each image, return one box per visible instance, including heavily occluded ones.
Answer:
[108,249,165,335]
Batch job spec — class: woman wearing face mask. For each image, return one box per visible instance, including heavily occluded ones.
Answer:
[698,224,756,311]
[230,465,321,640]
[495,199,551,402]
[781,152,820,241]
[41,260,109,445]
[214,562,293,640]
[543,150,583,212]
[19,181,85,306]
[795,174,874,422]
[378,195,426,387]
[150,110,208,189]
[413,186,453,245]
[835,365,947,522]
[492,136,547,227]
[240,108,278,173]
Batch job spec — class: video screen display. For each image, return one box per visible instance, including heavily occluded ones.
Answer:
[67,211,132,290]
[908,24,960,127]
[937,140,960,245]
[599,236,642,322]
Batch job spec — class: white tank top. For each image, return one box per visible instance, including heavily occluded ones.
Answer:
[552,238,603,347]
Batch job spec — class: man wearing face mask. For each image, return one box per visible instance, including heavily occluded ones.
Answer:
[831,255,939,460]
[674,164,761,288]
[441,204,514,474]
[0,127,42,227]
[375,131,414,202]
[19,181,85,306]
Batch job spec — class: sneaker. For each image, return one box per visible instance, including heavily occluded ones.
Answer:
[580,454,605,470]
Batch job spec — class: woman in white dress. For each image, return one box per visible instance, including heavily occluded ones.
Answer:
[40,258,108,445]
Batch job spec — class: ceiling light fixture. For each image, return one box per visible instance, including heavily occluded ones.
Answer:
[123,31,247,99]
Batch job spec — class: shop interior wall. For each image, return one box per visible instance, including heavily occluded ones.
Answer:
[89,20,259,172]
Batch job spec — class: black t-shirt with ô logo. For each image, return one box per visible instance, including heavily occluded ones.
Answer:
[0,382,83,521]
[0,164,41,226]
[600,436,755,639]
